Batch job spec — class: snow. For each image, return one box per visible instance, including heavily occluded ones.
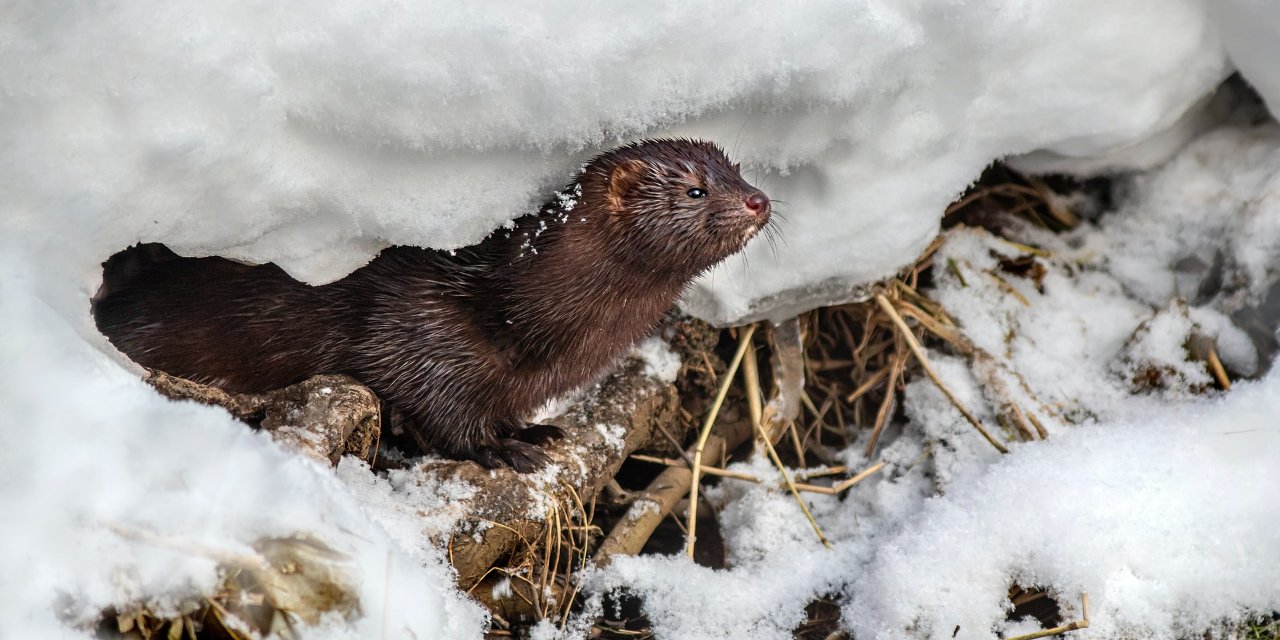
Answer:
[0,261,488,638]
[583,119,1280,640]
[1110,300,1216,394]
[846,376,1280,640]
[634,336,683,384]
[2,0,1232,328]
[1082,122,1280,311]
[590,377,1280,640]
[1211,1,1280,122]
[4,1,1280,638]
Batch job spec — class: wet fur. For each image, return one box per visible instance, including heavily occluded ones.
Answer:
[95,139,770,471]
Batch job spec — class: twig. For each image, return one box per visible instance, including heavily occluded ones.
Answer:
[795,466,847,480]
[635,454,883,496]
[875,294,1009,454]
[604,479,634,504]
[865,333,905,457]
[995,237,1052,259]
[1005,593,1090,640]
[788,421,806,462]
[631,454,760,482]
[893,280,954,324]
[792,460,887,495]
[1009,586,1048,607]
[983,270,1031,306]
[827,460,887,494]
[686,324,757,558]
[700,351,718,385]
[1026,175,1081,229]
[743,338,764,445]
[1026,411,1049,440]
[894,300,968,351]
[596,453,702,567]
[1206,343,1231,390]
[1004,400,1037,442]
[844,366,890,404]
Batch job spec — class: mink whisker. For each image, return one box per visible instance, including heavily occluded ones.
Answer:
[765,219,789,251]
[763,228,780,261]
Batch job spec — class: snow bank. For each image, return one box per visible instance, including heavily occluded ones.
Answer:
[845,375,1280,640]
[3,0,1230,326]
[1084,123,1280,310]
[0,252,488,637]
[1211,1,1280,122]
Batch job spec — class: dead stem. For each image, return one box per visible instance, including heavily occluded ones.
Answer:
[686,324,757,558]
[1026,175,1082,228]
[874,294,1010,454]
[1005,400,1037,442]
[631,454,759,483]
[844,366,890,404]
[1026,411,1050,439]
[1005,593,1090,640]
[742,337,764,440]
[634,454,880,497]
[1207,343,1231,390]
[792,460,887,495]
[795,466,848,480]
[864,333,905,457]
[755,417,833,548]
[788,421,807,462]
[983,270,1031,306]
[892,286,1060,432]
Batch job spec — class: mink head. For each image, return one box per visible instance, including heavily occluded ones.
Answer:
[580,138,772,276]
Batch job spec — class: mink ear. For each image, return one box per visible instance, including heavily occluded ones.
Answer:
[608,160,647,212]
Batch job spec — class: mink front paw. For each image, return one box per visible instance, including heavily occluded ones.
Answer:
[514,423,566,445]
[474,438,553,473]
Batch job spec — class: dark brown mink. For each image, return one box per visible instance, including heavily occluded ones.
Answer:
[94,139,773,472]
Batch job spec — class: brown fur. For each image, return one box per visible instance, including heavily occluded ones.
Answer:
[94,139,771,471]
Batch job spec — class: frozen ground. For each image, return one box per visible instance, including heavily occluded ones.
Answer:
[3,1,1280,638]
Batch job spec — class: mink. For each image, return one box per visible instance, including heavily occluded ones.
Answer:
[94,139,773,472]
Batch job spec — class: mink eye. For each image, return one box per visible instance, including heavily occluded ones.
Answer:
[686,188,706,199]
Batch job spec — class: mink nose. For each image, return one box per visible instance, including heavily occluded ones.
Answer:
[744,192,771,216]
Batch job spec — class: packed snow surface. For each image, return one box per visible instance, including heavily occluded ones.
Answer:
[2,0,1234,325]
[4,1,1280,638]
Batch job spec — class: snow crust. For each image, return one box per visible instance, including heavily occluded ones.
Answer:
[3,0,1233,327]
